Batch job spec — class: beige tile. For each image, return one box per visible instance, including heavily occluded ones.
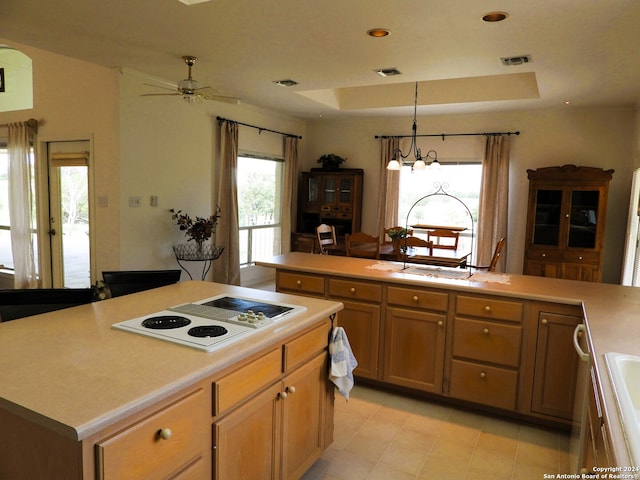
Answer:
[323,449,376,480]
[368,462,418,480]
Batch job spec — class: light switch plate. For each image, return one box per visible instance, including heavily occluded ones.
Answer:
[129,196,142,207]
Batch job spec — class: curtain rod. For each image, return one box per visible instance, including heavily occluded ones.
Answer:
[374,130,520,140]
[216,116,302,139]
[0,118,39,132]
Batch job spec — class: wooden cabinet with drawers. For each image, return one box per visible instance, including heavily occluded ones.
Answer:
[523,165,614,282]
[382,286,448,393]
[212,319,333,480]
[448,295,525,411]
[327,277,382,380]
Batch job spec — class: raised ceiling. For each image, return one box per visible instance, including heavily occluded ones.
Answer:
[1,0,639,119]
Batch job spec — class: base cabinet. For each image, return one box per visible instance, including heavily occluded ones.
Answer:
[529,304,583,422]
[582,366,613,472]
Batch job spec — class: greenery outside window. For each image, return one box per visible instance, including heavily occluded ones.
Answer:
[237,155,284,267]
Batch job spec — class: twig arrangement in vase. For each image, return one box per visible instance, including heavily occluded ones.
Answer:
[170,207,224,260]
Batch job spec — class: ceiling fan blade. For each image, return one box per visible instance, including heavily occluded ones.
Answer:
[144,83,178,93]
[140,92,181,97]
[198,92,242,104]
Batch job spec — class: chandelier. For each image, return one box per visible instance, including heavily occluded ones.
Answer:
[387,82,440,171]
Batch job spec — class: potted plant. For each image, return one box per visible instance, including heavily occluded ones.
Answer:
[170,207,223,259]
[386,226,412,253]
[317,153,346,171]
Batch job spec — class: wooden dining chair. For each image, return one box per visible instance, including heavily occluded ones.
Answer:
[316,224,337,254]
[471,237,506,272]
[395,236,433,261]
[427,228,460,250]
[345,232,380,259]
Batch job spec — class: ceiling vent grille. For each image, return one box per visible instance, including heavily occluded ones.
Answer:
[501,55,532,66]
[273,79,298,87]
[374,67,402,77]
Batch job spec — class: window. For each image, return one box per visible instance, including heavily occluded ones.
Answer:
[398,162,482,252]
[0,146,38,270]
[237,155,284,266]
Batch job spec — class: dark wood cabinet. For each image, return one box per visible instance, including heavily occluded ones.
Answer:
[523,165,613,282]
[296,168,363,238]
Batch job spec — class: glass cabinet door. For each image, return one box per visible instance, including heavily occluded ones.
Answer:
[533,189,562,245]
[324,178,336,203]
[568,190,599,248]
[307,176,319,203]
[339,178,352,203]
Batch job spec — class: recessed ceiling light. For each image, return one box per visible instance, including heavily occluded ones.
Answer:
[374,67,401,77]
[367,28,390,38]
[482,11,508,22]
[177,0,212,5]
[273,79,298,87]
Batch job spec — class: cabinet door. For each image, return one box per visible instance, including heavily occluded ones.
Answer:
[568,189,600,249]
[282,353,328,480]
[382,307,446,393]
[337,177,353,205]
[335,300,381,379]
[532,189,564,246]
[323,177,337,203]
[531,311,582,420]
[214,383,281,480]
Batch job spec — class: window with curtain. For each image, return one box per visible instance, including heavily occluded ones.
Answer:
[398,162,482,252]
[237,154,284,266]
[0,144,38,270]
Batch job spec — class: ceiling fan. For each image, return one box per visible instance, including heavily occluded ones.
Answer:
[142,56,240,104]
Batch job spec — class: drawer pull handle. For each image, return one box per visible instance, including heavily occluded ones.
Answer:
[578,256,583,260]
[541,318,548,325]
[350,287,356,294]
[484,305,491,313]
[158,428,172,440]
[541,253,546,258]
[482,328,489,335]
[279,391,288,400]
[412,295,419,302]
[437,320,444,327]
[286,385,297,394]
[480,372,487,379]
[296,280,302,286]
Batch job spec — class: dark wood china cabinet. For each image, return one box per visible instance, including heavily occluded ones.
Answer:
[523,165,613,282]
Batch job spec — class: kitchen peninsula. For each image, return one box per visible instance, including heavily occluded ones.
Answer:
[257,252,640,472]
[0,281,343,480]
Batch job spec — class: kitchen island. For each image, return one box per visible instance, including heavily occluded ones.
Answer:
[257,252,640,472]
[0,280,343,480]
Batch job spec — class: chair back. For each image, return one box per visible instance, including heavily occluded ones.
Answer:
[427,228,460,250]
[0,288,95,322]
[316,224,337,254]
[345,232,380,259]
[487,237,507,272]
[396,236,433,261]
[102,270,181,298]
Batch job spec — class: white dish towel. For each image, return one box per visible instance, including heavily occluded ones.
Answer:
[329,326,358,400]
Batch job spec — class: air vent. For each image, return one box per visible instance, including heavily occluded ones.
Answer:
[374,67,402,77]
[501,55,532,66]
[273,79,298,87]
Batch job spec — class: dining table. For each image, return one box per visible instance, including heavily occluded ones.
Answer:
[379,242,471,268]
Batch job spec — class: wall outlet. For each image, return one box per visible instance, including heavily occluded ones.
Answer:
[129,196,142,207]
[150,195,158,207]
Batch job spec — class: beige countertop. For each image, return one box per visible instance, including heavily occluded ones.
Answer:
[258,252,640,467]
[0,280,343,441]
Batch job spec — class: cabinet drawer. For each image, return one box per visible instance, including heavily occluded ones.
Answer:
[527,250,563,261]
[213,348,282,415]
[387,286,448,312]
[328,278,382,303]
[96,388,208,480]
[284,320,331,371]
[455,295,523,323]
[449,359,518,411]
[278,271,325,296]
[452,318,522,367]
[562,251,599,263]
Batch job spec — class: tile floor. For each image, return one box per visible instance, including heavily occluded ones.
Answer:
[301,384,571,480]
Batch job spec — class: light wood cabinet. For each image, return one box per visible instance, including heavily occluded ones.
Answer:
[383,286,448,393]
[523,165,614,282]
[582,365,613,471]
[328,278,382,380]
[296,169,363,239]
[528,303,583,422]
[96,387,209,480]
[213,321,333,480]
[448,295,525,411]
